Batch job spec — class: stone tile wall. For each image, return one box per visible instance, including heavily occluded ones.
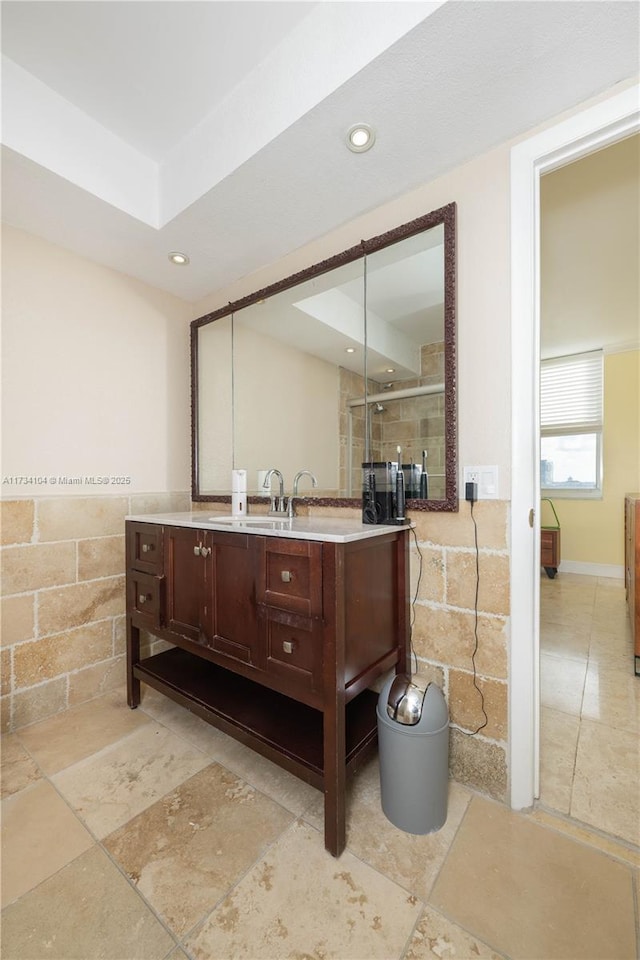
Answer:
[410,501,510,801]
[1,493,189,732]
[340,343,447,498]
[2,494,511,805]
[304,500,511,803]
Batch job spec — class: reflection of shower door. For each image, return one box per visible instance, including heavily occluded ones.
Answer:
[347,383,445,498]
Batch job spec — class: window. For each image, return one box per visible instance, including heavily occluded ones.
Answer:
[540,350,603,498]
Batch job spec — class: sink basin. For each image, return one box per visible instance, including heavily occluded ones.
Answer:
[207,515,288,526]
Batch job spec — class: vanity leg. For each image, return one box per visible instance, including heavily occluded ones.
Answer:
[127,620,141,708]
[323,692,347,857]
[321,542,347,857]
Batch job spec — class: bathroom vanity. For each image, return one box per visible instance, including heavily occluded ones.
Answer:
[126,512,409,856]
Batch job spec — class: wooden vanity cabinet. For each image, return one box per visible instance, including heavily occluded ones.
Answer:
[126,518,409,857]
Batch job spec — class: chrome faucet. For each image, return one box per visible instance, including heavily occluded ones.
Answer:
[288,470,319,518]
[263,469,287,515]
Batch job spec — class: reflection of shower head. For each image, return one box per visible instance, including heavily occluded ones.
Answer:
[371,402,385,413]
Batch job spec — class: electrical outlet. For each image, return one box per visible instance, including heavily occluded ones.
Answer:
[463,465,499,499]
[464,468,480,485]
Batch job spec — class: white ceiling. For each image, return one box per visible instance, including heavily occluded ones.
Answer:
[2,1,639,305]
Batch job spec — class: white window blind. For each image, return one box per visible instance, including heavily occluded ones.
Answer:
[540,350,603,436]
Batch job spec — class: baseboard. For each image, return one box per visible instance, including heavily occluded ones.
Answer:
[557,560,625,580]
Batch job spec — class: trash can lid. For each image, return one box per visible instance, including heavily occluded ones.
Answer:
[385,673,448,729]
[386,673,428,725]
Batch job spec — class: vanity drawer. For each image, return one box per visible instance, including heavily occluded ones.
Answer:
[259,538,323,618]
[264,609,323,697]
[129,571,163,627]
[127,522,163,575]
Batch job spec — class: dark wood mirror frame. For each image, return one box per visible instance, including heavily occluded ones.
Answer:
[191,201,457,512]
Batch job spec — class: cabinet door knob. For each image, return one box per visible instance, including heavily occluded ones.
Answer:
[282,640,294,654]
[193,545,201,556]
[141,543,154,553]
[139,593,148,604]
[201,546,211,558]
[281,570,292,583]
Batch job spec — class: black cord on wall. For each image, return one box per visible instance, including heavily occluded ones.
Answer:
[409,509,488,735]
[409,524,422,675]
[462,499,489,736]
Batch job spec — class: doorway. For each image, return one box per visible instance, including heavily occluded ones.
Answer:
[536,137,639,844]
[508,84,640,812]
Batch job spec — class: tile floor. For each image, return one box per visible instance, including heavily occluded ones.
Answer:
[1,579,638,959]
[539,573,640,848]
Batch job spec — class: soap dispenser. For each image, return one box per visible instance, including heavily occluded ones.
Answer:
[231,469,247,516]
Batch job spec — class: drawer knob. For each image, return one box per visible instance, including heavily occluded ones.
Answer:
[193,545,201,557]
[282,640,294,654]
[201,546,211,558]
[141,543,154,553]
[281,570,292,583]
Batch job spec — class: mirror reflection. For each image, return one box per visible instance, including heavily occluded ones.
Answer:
[233,257,364,497]
[192,203,456,510]
[351,224,445,499]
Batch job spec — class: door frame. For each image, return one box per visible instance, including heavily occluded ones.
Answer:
[509,83,639,810]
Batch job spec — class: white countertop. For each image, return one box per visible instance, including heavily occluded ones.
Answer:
[126,511,407,543]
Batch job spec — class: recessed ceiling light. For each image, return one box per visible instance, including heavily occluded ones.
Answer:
[168,251,189,265]
[346,123,376,153]
[386,368,395,374]
[345,347,356,354]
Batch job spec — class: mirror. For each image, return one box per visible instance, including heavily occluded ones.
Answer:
[192,202,457,511]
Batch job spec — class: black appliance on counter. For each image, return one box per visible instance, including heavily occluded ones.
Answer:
[362,461,405,524]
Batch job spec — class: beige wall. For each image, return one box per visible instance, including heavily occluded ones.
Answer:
[540,134,640,569]
[0,227,193,733]
[541,135,639,359]
[1,225,193,495]
[549,350,640,567]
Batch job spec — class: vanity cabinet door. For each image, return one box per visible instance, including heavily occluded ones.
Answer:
[164,526,210,643]
[163,526,261,667]
[209,532,261,667]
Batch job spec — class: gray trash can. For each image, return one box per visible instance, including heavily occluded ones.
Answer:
[376,672,449,834]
